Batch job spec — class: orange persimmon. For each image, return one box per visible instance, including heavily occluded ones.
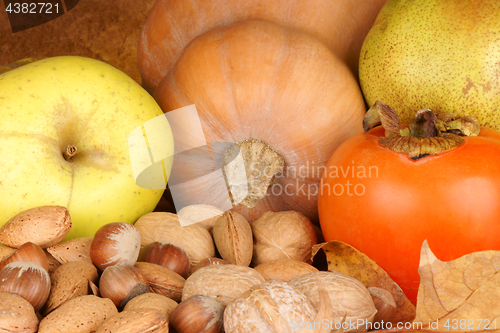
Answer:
[319,102,500,304]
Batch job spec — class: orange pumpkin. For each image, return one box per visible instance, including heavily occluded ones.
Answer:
[138,0,388,92]
[153,20,366,222]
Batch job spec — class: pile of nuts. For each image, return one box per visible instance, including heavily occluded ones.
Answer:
[0,205,394,333]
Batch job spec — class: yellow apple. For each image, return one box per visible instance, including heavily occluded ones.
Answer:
[0,56,174,239]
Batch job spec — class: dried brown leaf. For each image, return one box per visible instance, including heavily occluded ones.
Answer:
[415,240,500,330]
[312,241,415,324]
[363,101,401,134]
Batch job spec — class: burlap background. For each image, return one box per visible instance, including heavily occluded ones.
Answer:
[0,0,157,84]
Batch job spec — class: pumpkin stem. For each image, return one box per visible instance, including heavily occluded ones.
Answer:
[364,101,480,160]
[222,139,284,208]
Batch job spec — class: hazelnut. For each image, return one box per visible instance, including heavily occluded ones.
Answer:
[170,295,224,333]
[90,222,141,270]
[138,241,190,278]
[99,265,150,308]
[134,212,215,267]
[0,241,49,272]
[0,261,51,311]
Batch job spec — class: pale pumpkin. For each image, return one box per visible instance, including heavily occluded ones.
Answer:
[153,20,366,222]
[138,0,388,92]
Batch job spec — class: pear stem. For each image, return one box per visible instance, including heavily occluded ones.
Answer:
[63,144,77,161]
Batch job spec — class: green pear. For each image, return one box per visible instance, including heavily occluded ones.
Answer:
[359,0,500,130]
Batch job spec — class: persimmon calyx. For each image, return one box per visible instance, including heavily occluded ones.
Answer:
[363,101,480,160]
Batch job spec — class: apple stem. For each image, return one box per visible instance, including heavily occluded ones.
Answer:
[63,144,77,161]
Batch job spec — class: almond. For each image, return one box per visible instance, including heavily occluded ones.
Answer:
[0,292,39,333]
[0,243,15,260]
[45,250,62,275]
[46,237,93,264]
[38,295,118,333]
[135,262,185,302]
[43,261,99,315]
[123,293,178,319]
[96,308,169,333]
[89,280,100,296]
[212,211,253,266]
[0,206,72,248]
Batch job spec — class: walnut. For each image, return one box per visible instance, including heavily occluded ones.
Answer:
[289,271,377,333]
[251,211,317,265]
[182,264,265,306]
[224,280,316,333]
